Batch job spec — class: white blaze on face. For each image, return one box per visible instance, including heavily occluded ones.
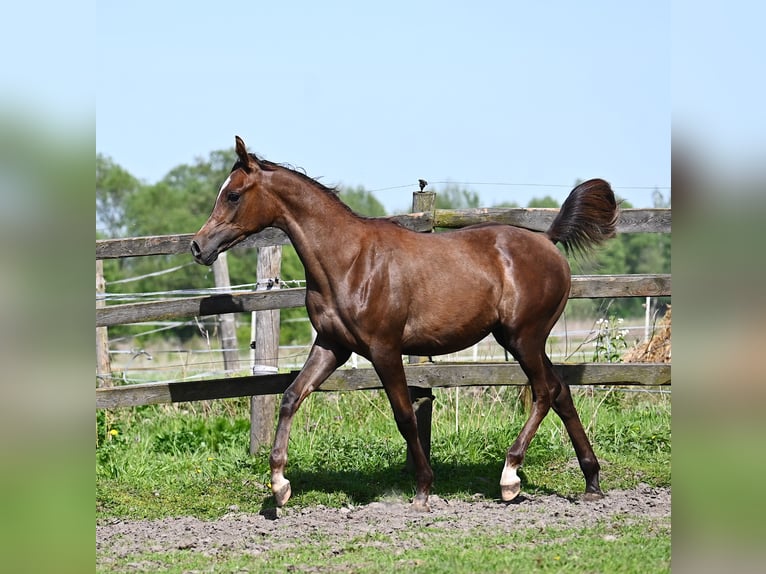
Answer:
[216,175,232,202]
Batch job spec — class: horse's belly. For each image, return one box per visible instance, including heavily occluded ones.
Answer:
[402,316,495,357]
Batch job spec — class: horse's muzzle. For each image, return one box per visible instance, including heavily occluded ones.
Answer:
[190,239,216,265]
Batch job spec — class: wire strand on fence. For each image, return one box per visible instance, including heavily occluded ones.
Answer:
[106,263,195,285]
[368,181,671,194]
[99,278,308,303]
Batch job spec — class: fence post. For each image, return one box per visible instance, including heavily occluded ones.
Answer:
[211,252,240,372]
[96,259,112,387]
[250,245,282,454]
[407,188,437,471]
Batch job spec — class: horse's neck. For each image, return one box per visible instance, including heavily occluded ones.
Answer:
[275,180,367,290]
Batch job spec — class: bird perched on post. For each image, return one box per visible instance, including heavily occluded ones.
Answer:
[418,179,428,192]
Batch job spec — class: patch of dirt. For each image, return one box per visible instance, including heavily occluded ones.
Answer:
[97,483,669,565]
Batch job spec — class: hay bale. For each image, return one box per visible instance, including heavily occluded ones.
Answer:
[623,306,671,363]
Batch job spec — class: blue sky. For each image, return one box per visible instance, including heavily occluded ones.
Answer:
[96,1,670,213]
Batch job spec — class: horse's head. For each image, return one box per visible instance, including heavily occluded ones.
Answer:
[191,136,276,265]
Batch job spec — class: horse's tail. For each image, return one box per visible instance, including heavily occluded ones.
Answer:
[545,178,619,257]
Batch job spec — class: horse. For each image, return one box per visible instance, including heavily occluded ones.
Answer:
[191,136,618,511]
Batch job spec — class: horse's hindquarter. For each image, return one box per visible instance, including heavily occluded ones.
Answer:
[398,224,570,355]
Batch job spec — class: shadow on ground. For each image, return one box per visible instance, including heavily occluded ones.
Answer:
[256,460,561,510]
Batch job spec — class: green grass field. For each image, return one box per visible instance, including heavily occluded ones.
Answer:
[97,385,671,571]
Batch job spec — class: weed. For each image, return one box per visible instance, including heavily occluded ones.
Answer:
[592,315,630,362]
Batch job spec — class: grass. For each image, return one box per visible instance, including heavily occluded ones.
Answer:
[97,386,670,516]
[99,518,670,574]
[97,385,670,572]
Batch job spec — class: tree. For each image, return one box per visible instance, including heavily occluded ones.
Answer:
[123,151,232,237]
[339,185,387,216]
[435,184,480,209]
[116,150,245,294]
[527,195,559,208]
[96,154,140,237]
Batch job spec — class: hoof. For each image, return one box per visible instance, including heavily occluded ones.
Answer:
[582,490,604,502]
[273,479,292,507]
[500,462,521,501]
[412,498,431,512]
[500,477,521,502]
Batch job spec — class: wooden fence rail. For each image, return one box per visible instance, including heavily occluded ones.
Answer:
[96,362,670,409]
[96,208,669,259]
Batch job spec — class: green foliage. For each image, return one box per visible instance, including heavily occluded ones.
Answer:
[526,195,559,208]
[96,153,141,237]
[152,416,250,455]
[339,185,387,216]
[435,183,481,209]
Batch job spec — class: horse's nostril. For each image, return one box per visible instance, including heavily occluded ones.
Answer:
[190,240,201,258]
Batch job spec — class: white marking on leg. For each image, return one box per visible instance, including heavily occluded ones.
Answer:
[216,175,232,202]
[500,460,521,501]
[271,472,292,507]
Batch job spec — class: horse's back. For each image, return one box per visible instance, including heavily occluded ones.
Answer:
[388,222,571,354]
[401,222,569,283]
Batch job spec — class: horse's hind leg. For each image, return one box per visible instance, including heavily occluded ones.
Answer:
[497,322,603,501]
[497,345,555,501]
[548,365,603,499]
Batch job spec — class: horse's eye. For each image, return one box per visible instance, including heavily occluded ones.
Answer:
[227,191,241,204]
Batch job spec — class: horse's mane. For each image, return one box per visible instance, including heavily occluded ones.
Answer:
[254,154,338,194]
[233,153,384,222]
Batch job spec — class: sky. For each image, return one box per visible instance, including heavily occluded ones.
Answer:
[94,1,671,214]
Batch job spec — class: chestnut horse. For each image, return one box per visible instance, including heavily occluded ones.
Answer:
[191,136,618,510]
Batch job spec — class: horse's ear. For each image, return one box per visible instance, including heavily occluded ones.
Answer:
[234,135,255,169]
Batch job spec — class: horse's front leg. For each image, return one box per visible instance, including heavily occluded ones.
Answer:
[372,353,434,511]
[269,341,350,507]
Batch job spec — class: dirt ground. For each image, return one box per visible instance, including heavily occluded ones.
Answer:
[97,483,670,565]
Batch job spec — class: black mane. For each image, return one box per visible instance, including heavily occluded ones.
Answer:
[231,153,376,220]
[231,154,339,196]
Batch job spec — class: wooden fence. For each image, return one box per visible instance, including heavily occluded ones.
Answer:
[96,202,671,413]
